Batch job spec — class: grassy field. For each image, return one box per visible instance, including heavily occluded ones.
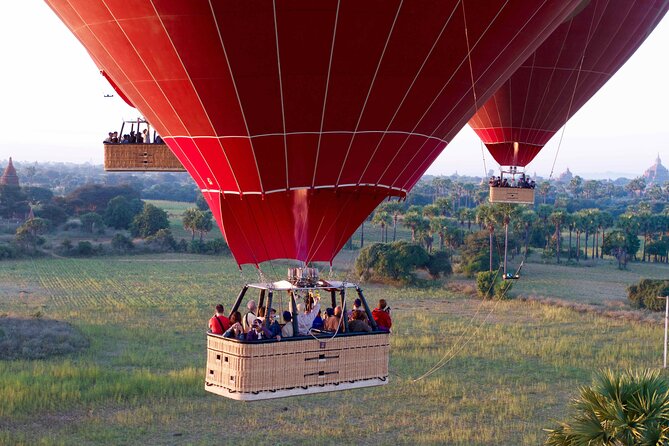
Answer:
[0,254,668,445]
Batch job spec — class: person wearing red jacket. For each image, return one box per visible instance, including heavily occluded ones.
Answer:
[208,304,230,335]
[372,299,392,332]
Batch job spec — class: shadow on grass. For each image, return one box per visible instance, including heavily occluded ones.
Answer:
[0,317,89,360]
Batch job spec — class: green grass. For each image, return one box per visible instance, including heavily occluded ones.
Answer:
[0,255,668,445]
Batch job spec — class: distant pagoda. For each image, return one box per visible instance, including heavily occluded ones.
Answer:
[557,167,573,183]
[0,157,19,187]
[642,154,669,186]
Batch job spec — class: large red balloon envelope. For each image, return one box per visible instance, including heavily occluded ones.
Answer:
[45,0,582,265]
[469,0,668,168]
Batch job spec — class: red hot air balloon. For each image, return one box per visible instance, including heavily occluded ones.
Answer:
[45,0,583,265]
[469,0,668,169]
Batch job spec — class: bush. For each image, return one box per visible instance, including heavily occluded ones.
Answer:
[75,241,95,256]
[0,245,16,260]
[426,251,452,279]
[111,233,134,252]
[496,279,513,299]
[476,271,498,299]
[627,279,669,311]
[144,229,177,252]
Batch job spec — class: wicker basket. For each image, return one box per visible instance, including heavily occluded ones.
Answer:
[489,187,535,204]
[205,332,390,400]
[103,144,185,171]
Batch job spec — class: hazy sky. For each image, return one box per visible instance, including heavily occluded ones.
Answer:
[0,2,666,179]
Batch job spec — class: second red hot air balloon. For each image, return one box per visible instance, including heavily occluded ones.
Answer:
[469,0,668,169]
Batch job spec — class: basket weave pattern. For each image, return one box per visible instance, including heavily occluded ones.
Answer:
[104,144,185,171]
[489,187,535,204]
[205,333,390,395]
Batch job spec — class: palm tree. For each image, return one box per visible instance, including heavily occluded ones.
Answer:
[538,181,553,204]
[550,209,566,264]
[515,210,537,258]
[476,204,497,272]
[402,212,424,243]
[381,201,403,242]
[495,204,518,275]
[545,369,669,446]
[372,211,392,243]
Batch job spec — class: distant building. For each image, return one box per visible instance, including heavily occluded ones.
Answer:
[557,167,573,183]
[642,154,669,186]
[0,157,20,187]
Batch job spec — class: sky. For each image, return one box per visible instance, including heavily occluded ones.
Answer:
[0,2,667,179]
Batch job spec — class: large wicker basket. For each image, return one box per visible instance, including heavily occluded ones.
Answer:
[489,186,535,204]
[205,332,390,400]
[103,144,185,171]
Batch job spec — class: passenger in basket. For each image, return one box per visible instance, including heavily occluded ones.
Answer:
[348,298,369,324]
[311,309,324,331]
[208,304,230,335]
[281,311,294,338]
[267,308,282,338]
[246,319,273,341]
[223,311,244,340]
[372,299,392,332]
[297,295,321,336]
[348,310,372,333]
[323,307,341,332]
[244,300,258,332]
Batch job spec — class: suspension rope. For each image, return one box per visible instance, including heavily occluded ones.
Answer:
[411,260,521,383]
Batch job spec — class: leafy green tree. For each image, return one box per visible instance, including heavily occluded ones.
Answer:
[79,212,105,234]
[550,209,567,264]
[545,369,669,446]
[461,231,500,277]
[0,185,29,218]
[195,192,209,211]
[104,196,138,230]
[14,217,50,250]
[354,241,429,284]
[130,203,169,238]
[602,230,639,269]
[35,203,68,227]
[426,250,452,279]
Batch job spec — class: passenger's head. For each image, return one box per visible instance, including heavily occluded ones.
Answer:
[252,319,263,332]
[326,307,334,317]
[230,311,242,324]
[334,306,342,317]
[215,304,225,315]
[269,308,277,318]
[247,300,257,312]
[378,299,387,310]
[353,298,362,309]
[283,311,292,322]
[296,302,304,313]
[258,306,265,318]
